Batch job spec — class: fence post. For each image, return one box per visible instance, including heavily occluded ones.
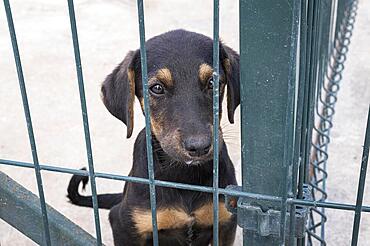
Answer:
[239,0,299,245]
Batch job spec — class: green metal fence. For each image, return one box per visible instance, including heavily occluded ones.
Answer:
[1,0,369,245]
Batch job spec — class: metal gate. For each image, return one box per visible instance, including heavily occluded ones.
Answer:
[1,0,369,245]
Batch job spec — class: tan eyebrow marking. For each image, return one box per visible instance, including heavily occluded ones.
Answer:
[198,63,213,83]
[155,68,173,87]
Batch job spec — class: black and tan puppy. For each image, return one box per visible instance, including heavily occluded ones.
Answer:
[67,29,240,246]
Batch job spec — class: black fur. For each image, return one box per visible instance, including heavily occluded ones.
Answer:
[67,168,122,209]
[67,29,240,246]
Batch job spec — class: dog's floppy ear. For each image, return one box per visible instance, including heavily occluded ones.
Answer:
[221,44,240,124]
[101,50,139,138]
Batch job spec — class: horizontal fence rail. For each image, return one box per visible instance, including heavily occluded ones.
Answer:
[1,0,368,245]
[2,158,370,214]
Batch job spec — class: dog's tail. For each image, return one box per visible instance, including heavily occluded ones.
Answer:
[67,168,122,209]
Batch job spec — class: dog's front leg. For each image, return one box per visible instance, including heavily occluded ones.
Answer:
[216,215,237,246]
[109,203,147,246]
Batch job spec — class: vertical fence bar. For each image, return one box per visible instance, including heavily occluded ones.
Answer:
[351,106,370,246]
[290,1,308,244]
[304,0,320,186]
[307,0,326,243]
[279,0,300,244]
[297,4,315,245]
[3,1,51,245]
[212,0,220,245]
[136,1,159,245]
[66,0,102,244]
[297,0,312,204]
[304,1,324,245]
[239,0,298,245]
[297,0,308,201]
[315,0,333,240]
[308,0,334,241]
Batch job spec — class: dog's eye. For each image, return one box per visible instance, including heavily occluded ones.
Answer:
[150,84,165,95]
[208,78,214,89]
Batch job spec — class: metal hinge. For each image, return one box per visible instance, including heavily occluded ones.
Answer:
[225,184,312,238]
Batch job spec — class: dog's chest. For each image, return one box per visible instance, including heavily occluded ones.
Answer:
[132,202,232,235]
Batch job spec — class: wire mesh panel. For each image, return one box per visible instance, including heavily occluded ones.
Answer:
[0,0,369,245]
[307,0,360,245]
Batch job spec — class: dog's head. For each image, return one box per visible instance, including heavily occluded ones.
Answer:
[101,30,239,165]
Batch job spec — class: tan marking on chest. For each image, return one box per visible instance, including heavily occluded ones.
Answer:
[193,202,233,226]
[132,203,232,235]
[132,207,192,235]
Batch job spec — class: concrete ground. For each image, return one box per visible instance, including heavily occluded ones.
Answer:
[0,0,368,245]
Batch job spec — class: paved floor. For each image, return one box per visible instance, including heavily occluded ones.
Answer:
[0,1,368,245]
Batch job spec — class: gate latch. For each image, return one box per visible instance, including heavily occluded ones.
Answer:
[225,184,312,238]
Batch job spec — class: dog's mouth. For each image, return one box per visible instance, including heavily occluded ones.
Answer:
[153,130,223,166]
[182,148,214,165]
[184,160,205,165]
[171,146,215,166]
[157,144,214,166]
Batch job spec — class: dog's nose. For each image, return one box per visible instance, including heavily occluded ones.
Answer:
[183,136,212,157]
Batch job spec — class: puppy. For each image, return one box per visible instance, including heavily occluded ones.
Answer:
[68,29,240,246]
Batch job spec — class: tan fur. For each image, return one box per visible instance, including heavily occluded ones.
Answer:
[127,68,136,137]
[148,76,157,86]
[150,112,164,137]
[199,63,213,83]
[132,207,192,235]
[132,203,232,236]
[156,68,173,87]
[139,98,144,110]
[193,202,233,226]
